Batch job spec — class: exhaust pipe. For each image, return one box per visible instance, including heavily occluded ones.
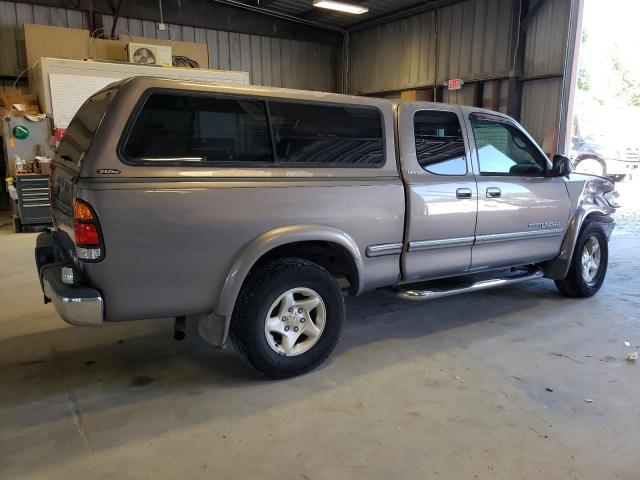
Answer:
[174,316,186,341]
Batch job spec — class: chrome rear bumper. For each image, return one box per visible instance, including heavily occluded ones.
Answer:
[42,270,104,326]
[36,231,104,326]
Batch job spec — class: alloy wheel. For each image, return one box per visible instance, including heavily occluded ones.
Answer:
[581,236,601,284]
[264,287,326,356]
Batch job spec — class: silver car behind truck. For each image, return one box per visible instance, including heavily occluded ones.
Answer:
[36,77,619,378]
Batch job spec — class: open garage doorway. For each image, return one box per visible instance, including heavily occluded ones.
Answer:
[570,0,640,232]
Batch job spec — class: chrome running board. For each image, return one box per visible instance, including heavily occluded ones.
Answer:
[392,267,544,301]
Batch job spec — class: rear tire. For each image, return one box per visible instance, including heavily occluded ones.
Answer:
[554,222,608,297]
[230,257,345,379]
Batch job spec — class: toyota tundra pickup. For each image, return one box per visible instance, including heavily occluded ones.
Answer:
[36,77,619,378]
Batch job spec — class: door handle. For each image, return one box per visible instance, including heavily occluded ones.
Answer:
[486,187,501,198]
[456,188,472,199]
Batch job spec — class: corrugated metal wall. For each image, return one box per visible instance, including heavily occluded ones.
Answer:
[0,0,337,92]
[349,12,437,95]
[348,0,573,145]
[348,0,515,95]
[0,0,573,146]
[519,0,571,145]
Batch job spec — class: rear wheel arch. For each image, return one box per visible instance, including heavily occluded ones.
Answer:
[251,240,361,294]
[214,226,364,320]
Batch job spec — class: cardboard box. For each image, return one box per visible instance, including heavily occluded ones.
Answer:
[25,24,90,67]
[24,24,209,69]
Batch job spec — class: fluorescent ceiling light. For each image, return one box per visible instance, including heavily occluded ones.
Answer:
[312,1,369,14]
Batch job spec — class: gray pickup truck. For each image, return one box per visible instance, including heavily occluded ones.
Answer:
[36,77,619,378]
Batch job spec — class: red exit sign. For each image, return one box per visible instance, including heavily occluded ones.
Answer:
[448,79,463,90]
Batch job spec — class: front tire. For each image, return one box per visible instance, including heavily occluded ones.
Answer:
[554,222,608,297]
[230,257,345,378]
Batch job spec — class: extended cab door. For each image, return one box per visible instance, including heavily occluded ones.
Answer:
[462,110,571,270]
[397,103,478,282]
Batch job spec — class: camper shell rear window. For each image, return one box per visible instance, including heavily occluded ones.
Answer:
[56,86,119,171]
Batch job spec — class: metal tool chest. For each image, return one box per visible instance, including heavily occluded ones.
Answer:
[14,174,52,231]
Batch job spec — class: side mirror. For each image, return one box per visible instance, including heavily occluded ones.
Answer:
[550,154,572,177]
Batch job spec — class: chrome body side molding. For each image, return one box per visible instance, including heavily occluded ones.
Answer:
[474,228,564,244]
[408,236,474,252]
[366,243,403,257]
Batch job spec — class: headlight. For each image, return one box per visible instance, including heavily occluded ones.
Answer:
[581,179,599,204]
[604,190,621,208]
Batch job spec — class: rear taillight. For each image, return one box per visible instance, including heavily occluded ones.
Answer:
[73,199,104,261]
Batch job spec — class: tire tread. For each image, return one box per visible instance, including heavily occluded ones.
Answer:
[230,257,344,378]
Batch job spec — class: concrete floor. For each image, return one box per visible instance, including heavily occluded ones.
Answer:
[1,185,639,480]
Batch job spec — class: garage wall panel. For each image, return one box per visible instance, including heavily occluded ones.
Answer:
[520,77,563,145]
[442,84,477,106]
[100,13,336,91]
[349,11,437,94]
[0,1,337,92]
[349,0,515,94]
[523,0,570,76]
[520,0,573,146]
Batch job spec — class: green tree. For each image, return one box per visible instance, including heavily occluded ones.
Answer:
[611,46,640,106]
[577,66,590,91]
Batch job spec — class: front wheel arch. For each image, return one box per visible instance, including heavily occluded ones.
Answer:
[540,208,612,280]
[554,221,609,297]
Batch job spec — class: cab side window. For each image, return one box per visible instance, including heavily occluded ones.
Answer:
[414,110,467,175]
[470,114,549,176]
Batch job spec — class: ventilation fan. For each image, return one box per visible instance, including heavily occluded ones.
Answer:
[127,43,172,66]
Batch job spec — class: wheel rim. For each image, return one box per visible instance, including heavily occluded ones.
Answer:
[575,158,604,176]
[264,287,326,356]
[581,236,601,284]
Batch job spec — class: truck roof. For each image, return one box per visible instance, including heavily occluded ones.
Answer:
[110,76,512,121]
[115,75,392,109]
